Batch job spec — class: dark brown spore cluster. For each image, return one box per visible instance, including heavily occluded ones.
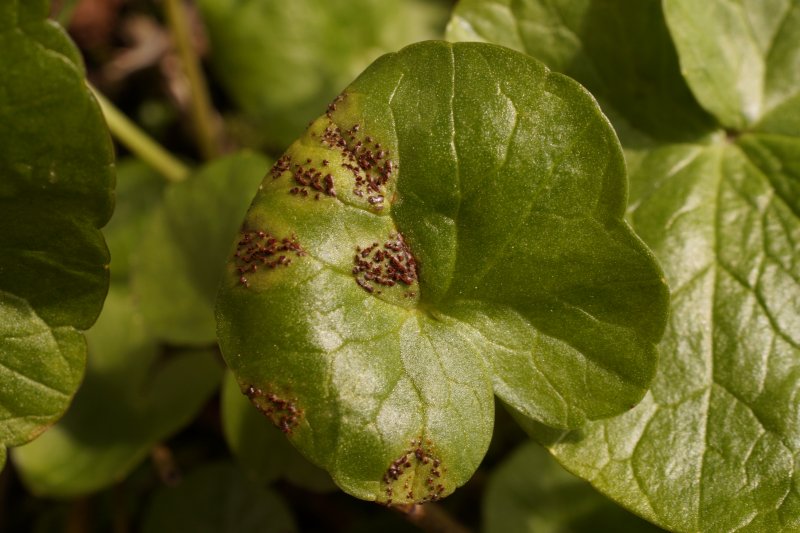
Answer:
[382,438,446,504]
[234,230,305,287]
[353,233,417,295]
[319,117,395,210]
[270,153,336,200]
[245,385,301,435]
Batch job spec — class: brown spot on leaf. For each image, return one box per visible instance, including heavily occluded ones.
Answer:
[244,385,302,435]
[353,233,418,294]
[380,437,447,504]
[233,230,304,286]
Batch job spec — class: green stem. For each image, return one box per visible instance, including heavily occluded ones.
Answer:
[91,86,190,183]
[163,0,220,160]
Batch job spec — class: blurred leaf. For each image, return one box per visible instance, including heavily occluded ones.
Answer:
[484,441,664,533]
[221,370,335,492]
[216,41,668,504]
[12,286,222,497]
[104,159,165,282]
[663,0,800,130]
[134,152,270,345]
[0,0,114,455]
[142,462,297,533]
[196,0,449,149]
[449,1,800,531]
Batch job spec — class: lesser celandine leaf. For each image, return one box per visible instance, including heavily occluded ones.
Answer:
[12,287,221,498]
[12,160,218,497]
[216,41,669,504]
[663,0,800,131]
[449,1,800,531]
[142,463,297,533]
[0,0,114,458]
[485,442,665,533]
[447,0,716,144]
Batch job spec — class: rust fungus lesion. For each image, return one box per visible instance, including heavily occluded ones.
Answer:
[320,122,395,210]
[233,230,305,288]
[353,233,418,295]
[244,385,302,435]
[381,437,447,505]
[288,159,336,199]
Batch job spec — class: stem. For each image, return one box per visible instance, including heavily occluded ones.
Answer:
[163,0,220,159]
[150,443,182,486]
[393,503,473,533]
[91,86,190,183]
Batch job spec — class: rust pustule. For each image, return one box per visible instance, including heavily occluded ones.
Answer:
[233,230,305,287]
[381,437,447,504]
[244,385,302,435]
[318,115,396,210]
[353,233,418,294]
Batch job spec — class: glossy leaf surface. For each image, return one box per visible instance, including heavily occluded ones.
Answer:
[196,0,449,149]
[0,0,114,454]
[135,153,269,345]
[485,441,664,533]
[216,41,668,504]
[449,1,800,530]
[142,463,296,533]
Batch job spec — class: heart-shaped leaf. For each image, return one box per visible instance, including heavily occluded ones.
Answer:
[0,0,114,458]
[12,161,218,497]
[449,1,800,530]
[142,462,297,533]
[485,441,665,533]
[12,287,221,497]
[216,41,669,504]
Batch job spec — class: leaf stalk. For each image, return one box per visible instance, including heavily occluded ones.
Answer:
[91,86,190,183]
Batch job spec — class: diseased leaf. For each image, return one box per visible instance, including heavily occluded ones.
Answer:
[449,1,800,531]
[135,153,270,345]
[11,286,222,497]
[196,0,449,149]
[216,41,668,504]
[221,371,335,492]
[484,441,665,533]
[142,462,297,533]
[0,0,114,455]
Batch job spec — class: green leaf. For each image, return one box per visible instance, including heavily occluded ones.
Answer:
[0,0,114,454]
[216,41,669,504]
[448,1,800,530]
[663,0,800,131]
[196,0,449,149]
[104,159,166,283]
[134,152,270,345]
[11,286,221,497]
[447,0,716,143]
[142,462,297,533]
[485,441,665,533]
[222,370,335,492]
